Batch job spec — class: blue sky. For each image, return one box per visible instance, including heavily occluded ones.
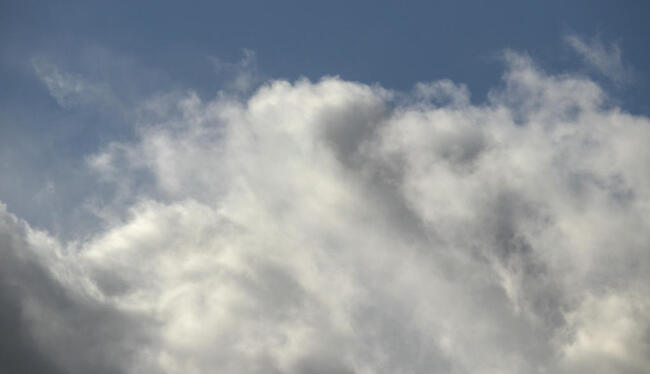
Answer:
[1,3,649,374]
[2,1,649,107]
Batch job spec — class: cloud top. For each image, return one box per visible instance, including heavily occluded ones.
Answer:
[2,52,650,374]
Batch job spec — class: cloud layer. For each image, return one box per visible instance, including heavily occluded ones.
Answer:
[2,52,650,374]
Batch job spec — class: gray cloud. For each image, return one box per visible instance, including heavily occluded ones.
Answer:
[1,51,649,373]
[0,204,151,374]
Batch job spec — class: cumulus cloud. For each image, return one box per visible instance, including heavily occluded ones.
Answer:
[1,52,649,374]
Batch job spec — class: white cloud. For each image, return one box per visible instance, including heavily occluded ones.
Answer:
[565,34,633,84]
[2,52,649,373]
[210,49,261,94]
[32,59,114,108]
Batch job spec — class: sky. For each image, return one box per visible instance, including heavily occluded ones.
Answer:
[1,2,649,374]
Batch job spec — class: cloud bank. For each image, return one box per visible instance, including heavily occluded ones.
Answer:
[2,52,650,374]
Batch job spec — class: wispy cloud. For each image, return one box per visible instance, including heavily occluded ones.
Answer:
[210,49,261,94]
[565,34,633,84]
[32,59,114,108]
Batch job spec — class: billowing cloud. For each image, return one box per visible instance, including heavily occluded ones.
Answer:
[1,52,649,374]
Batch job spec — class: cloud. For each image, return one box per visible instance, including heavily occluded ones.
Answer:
[0,203,149,374]
[565,34,633,85]
[1,52,649,374]
[32,59,115,109]
[210,49,261,94]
